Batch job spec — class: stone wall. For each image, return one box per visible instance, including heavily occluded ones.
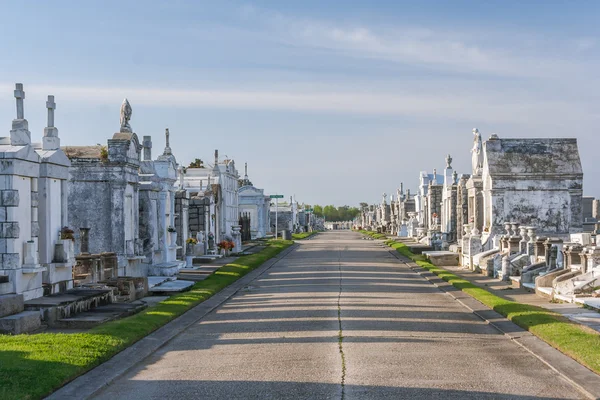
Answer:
[482,137,583,237]
[175,190,189,258]
[189,196,209,238]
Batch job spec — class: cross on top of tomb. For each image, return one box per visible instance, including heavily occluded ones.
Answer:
[46,95,56,128]
[14,83,25,120]
[164,128,172,155]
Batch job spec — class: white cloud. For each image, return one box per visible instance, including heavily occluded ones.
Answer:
[574,37,596,52]
[0,81,593,129]
[235,6,591,80]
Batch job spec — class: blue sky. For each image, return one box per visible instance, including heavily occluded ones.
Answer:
[1,1,599,205]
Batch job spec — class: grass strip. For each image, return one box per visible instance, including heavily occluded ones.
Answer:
[358,230,600,375]
[291,231,320,240]
[0,239,293,400]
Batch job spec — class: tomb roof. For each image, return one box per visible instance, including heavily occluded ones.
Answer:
[61,145,102,159]
[484,138,583,176]
[112,132,135,140]
[427,174,444,185]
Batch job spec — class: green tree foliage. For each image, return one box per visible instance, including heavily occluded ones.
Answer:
[188,158,204,168]
[312,204,361,221]
[313,205,323,217]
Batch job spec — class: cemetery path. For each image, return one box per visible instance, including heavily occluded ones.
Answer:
[91,231,585,400]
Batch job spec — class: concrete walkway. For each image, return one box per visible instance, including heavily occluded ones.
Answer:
[78,232,589,399]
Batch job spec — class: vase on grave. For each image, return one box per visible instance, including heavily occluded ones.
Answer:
[24,241,38,265]
[169,232,177,247]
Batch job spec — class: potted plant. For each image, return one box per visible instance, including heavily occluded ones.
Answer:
[167,226,177,246]
[186,237,198,254]
[60,226,75,240]
[217,240,228,255]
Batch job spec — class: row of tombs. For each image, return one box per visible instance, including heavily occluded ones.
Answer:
[0,83,265,334]
[360,128,600,305]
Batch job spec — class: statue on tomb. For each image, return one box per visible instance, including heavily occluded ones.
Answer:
[445,154,452,169]
[471,128,483,176]
[120,98,133,133]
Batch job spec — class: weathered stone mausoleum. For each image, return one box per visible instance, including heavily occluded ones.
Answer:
[0,84,72,300]
[64,99,145,278]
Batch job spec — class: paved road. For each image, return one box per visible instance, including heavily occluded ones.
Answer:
[93,231,584,399]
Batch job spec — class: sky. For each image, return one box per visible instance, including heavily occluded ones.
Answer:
[0,0,599,206]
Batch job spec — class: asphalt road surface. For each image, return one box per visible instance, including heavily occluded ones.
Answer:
[92,231,585,399]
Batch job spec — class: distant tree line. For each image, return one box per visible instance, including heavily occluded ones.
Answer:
[310,205,361,222]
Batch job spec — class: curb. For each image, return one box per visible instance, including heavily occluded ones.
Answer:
[386,247,600,400]
[46,243,299,400]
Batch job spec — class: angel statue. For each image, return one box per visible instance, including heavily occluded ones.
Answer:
[120,98,133,133]
[471,128,483,176]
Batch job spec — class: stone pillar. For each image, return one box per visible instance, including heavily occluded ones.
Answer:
[519,226,528,253]
[80,228,90,254]
[142,136,152,161]
[527,227,537,256]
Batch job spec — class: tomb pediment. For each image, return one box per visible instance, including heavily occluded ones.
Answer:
[36,149,71,167]
[239,186,264,196]
[0,144,40,163]
[484,138,582,177]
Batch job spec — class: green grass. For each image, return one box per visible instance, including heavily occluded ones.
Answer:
[358,230,600,375]
[291,231,320,240]
[0,239,293,400]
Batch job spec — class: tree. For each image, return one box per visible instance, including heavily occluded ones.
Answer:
[313,205,324,217]
[188,158,204,168]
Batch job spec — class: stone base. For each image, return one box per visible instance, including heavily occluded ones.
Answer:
[0,311,41,334]
[147,262,183,277]
[422,251,459,266]
[0,281,11,295]
[0,293,24,318]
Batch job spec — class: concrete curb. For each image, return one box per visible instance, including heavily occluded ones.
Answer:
[46,243,299,400]
[386,248,600,400]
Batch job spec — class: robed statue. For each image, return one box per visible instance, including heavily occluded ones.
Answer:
[120,98,132,133]
[471,128,483,175]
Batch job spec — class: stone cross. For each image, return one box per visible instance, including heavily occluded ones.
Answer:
[46,95,56,127]
[14,83,25,119]
[164,128,172,155]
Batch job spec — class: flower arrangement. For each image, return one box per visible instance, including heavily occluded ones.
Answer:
[432,212,438,218]
[469,216,474,223]
[186,237,198,245]
[208,232,214,240]
[167,226,176,233]
[60,226,75,240]
[217,240,235,251]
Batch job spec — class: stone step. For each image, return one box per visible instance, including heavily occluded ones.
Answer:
[148,280,195,293]
[24,288,115,326]
[0,293,24,318]
[0,310,41,334]
[55,301,147,330]
[175,273,209,282]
